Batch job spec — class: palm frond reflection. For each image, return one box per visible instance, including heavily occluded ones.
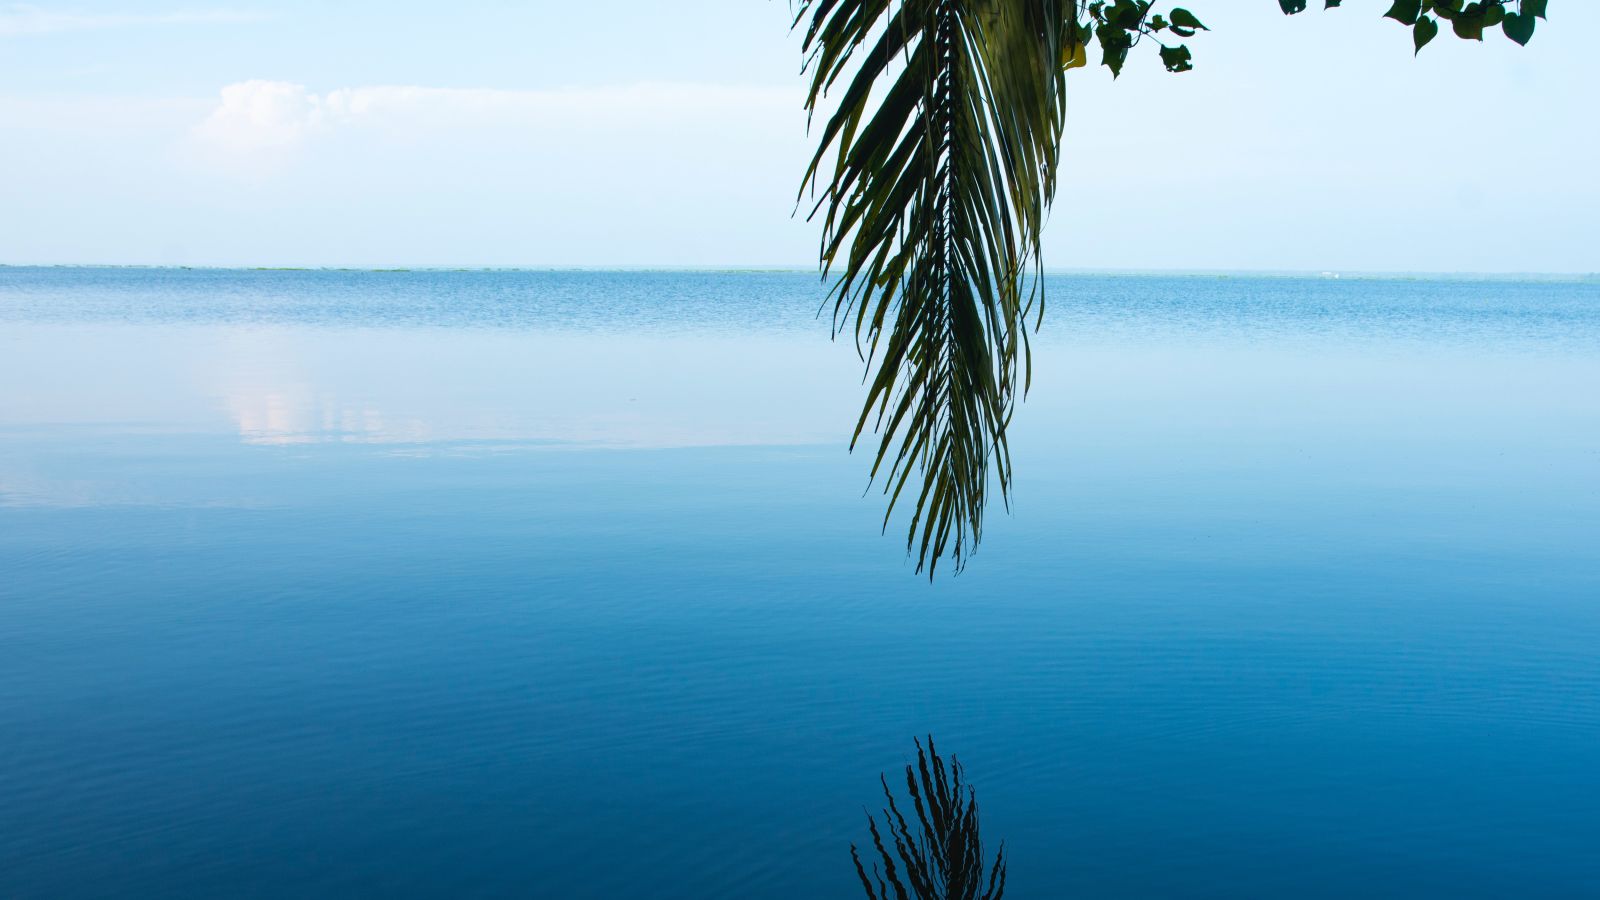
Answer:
[851,737,1006,900]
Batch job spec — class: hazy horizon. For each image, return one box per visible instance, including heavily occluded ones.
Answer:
[3,2,1596,274]
[4,263,1596,280]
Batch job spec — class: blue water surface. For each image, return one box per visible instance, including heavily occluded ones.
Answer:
[2,268,1597,898]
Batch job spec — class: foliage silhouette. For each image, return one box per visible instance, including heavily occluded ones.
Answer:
[795,0,1551,575]
[851,738,1006,900]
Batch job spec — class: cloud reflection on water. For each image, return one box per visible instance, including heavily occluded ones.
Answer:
[2,323,862,451]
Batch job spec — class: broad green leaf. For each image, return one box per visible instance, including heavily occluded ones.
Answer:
[1102,43,1129,77]
[1097,24,1134,78]
[1524,0,1548,20]
[1159,44,1193,72]
[1107,0,1144,29]
[1502,10,1535,44]
[1452,14,1484,40]
[1414,14,1439,52]
[1169,8,1208,30]
[1385,0,1422,25]
[1279,0,1308,13]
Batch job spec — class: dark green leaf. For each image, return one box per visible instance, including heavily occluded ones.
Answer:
[1102,43,1129,77]
[1326,0,1344,7]
[1385,0,1422,25]
[1452,14,1484,39]
[1159,43,1193,72]
[1279,0,1308,12]
[1097,24,1134,77]
[1524,0,1548,20]
[1169,8,1208,30]
[1413,13,1439,52]
[1502,10,1535,43]
[1108,0,1144,29]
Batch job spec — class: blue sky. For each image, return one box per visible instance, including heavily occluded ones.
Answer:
[1,1,1595,272]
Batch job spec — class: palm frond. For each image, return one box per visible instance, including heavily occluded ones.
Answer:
[798,0,1074,575]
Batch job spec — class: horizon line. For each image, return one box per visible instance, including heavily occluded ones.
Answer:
[2,262,1596,281]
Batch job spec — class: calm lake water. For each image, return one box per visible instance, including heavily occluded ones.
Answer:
[2,268,1598,898]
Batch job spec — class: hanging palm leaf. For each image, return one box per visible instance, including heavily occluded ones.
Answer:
[797,0,1077,575]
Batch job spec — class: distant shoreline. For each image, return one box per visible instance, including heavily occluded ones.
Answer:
[2,264,1595,283]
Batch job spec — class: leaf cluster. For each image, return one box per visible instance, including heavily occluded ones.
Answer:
[1079,2,1210,77]
[1282,0,1549,53]
[851,738,1006,900]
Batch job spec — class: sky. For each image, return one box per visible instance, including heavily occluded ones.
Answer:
[0,1,1595,273]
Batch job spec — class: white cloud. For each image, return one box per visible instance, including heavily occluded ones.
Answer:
[191,79,322,154]
[0,4,263,36]
[190,78,798,160]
